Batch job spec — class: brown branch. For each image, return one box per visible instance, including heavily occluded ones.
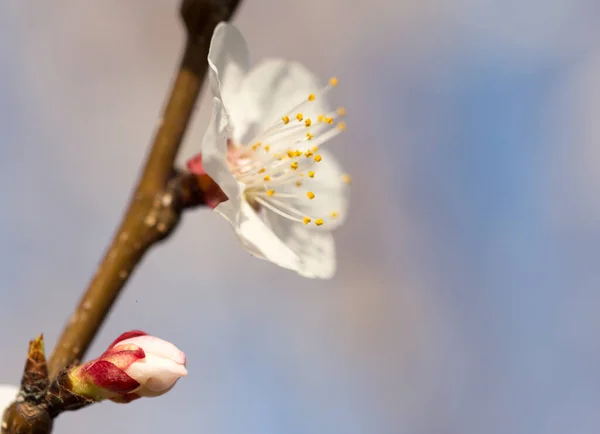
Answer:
[3,2,241,433]
[45,0,241,378]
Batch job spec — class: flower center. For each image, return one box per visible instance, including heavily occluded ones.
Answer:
[226,78,351,227]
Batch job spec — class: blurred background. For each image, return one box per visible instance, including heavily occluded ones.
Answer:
[0,1,599,433]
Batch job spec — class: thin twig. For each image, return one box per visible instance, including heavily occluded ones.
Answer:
[47,0,241,378]
[3,2,240,433]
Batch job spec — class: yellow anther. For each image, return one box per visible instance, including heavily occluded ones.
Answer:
[314,154,322,163]
[312,145,319,152]
[287,149,295,158]
[251,142,261,151]
[264,144,271,152]
[305,118,312,127]
[308,94,316,101]
[336,107,346,116]
[329,77,339,86]
[296,113,304,121]
[303,216,312,224]
[304,150,314,158]
[290,161,299,170]
[282,115,290,124]
[296,181,303,187]
[341,174,352,184]
[308,171,315,178]
[330,211,339,218]
[306,132,314,141]
[263,175,271,181]
[337,121,347,131]
[325,116,334,124]
[294,150,303,157]
[306,191,315,200]
[266,189,275,196]
[315,218,325,226]
[259,168,266,174]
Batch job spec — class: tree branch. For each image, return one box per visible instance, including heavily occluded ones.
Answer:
[46,0,241,378]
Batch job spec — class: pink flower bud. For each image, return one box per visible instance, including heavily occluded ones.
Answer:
[70,331,187,403]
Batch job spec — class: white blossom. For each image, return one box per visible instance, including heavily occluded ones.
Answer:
[198,22,351,279]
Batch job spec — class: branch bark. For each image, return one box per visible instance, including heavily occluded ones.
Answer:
[3,2,241,433]
[43,0,241,379]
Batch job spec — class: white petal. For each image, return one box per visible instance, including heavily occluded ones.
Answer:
[201,97,242,203]
[116,336,185,365]
[235,59,331,147]
[208,23,254,141]
[214,194,238,225]
[234,200,300,271]
[264,214,337,279]
[126,354,188,396]
[0,384,18,414]
[208,22,249,108]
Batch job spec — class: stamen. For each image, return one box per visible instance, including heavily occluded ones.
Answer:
[306,191,315,200]
[296,113,304,121]
[315,218,325,226]
[282,116,290,124]
[308,171,315,178]
[253,197,305,223]
[303,217,312,224]
[314,155,322,162]
[308,94,316,101]
[257,195,315,220]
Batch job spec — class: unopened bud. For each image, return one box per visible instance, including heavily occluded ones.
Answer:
[68,331,187,403]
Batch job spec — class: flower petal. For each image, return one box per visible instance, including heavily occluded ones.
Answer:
[201,97,242,203]
[235,59,331,147]
[214,194,240,225]
[233,200,300,271]
[0,384,19,413]
[104,330,147,353]
[116,335,186,366]
[264,214,337,279]
[208,22,250,108]
[100,345,146,370]
[208,23,255,140]
[125,354,188,396]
